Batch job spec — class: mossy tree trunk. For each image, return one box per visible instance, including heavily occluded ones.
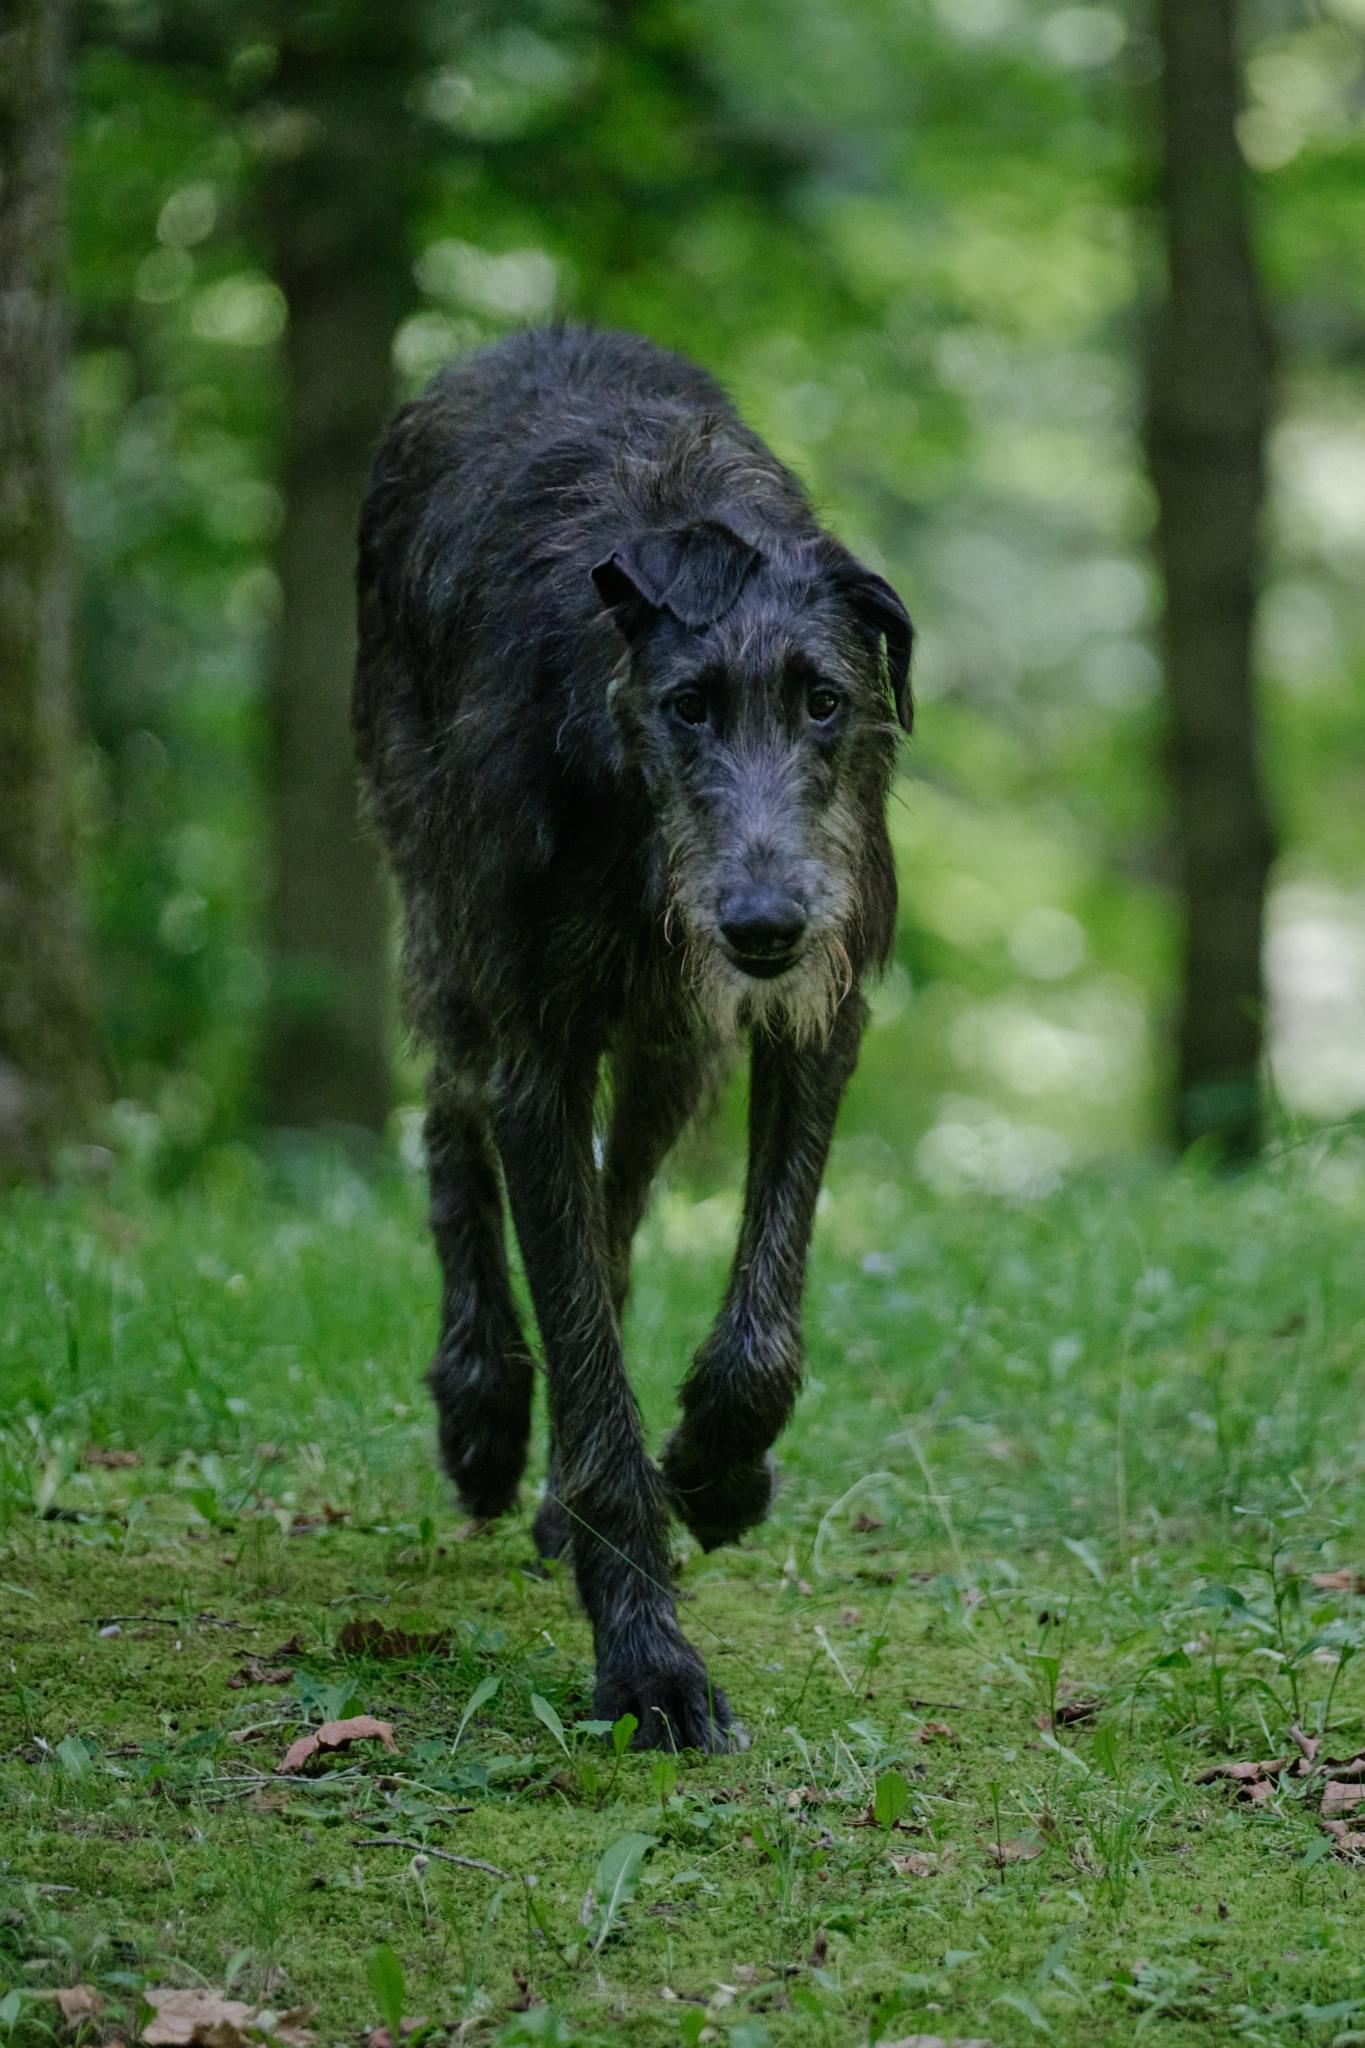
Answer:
[0,0,96,1183]
[255,2,421,1134]
[1144,0,1277,1161]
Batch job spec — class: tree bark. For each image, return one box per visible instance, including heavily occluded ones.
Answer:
[0,0,96,1182]
[1144,0,1277,1161]
[256,4,419,1134]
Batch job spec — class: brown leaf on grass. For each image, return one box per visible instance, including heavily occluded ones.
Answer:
[1322,1820,1365,1858]
[55,1987,104,2026]
[850,1803,918,1832]
[82,1446,141,1469]
[365,2022,429,2048]
[270,1635,306,1658]
[985,1835,1043,1866]
[337,1619,452,1659]
[1196,1756,1288,1797]
[916,1720,958,1744]
[226,1659,294,1690]
[1310,1569,1365,1593]
[288,1504,349,1533]
[140,1989,314,2048]
[850,1511,884,1534]
[1200,1739,1365,1828]
[276,1716,397,1775]
[891,1847,957,1878]
[1289,1724,1320,1766]
[1320,1752,1365,1782]
[1037,1697,1101,1730]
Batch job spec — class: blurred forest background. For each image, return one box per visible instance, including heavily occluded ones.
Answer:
[3,0,1363,1195]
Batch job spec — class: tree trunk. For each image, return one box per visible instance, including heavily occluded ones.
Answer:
[256,4,419,1134]
[1144,0,1276,1161]
[0,0,96,1182]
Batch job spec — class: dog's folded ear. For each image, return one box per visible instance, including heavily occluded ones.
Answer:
[828,552,915,734]
[592,517,762,639]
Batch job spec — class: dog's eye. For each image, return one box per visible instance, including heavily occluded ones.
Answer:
[806,686,841,724]
[670,690,709,727]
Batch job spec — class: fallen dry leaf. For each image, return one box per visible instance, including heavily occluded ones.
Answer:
[1322,1820,1365,1857]
[55,1987,104,2026]
[1310,1569,1365,1593]
[1289,1724,1320,1765]
[1199,1736,1365,1854]
[82,1446,140,1469]
[1196,1756,1288,1793]
[276,1716,397,1775]
[1320,1753,1365,1782]
[916,1720,958,1744]
[289,1504,350,1533]
[1037,1697,1101,1730]
[986,1835,1043,1866]
[337,1619,452,1659]
[851,1802,918,1832]
[850,1511,884,1534]
[227,1659,293,1690]
[141,1988,314,2048]
[891,1848,957,1878]
[365,2022,429,2048]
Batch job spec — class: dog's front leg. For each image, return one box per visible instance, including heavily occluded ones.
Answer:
[491,1046,734,1751]
[663,995,866,1551]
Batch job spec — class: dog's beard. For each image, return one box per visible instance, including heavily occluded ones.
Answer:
[670,911,855,1049]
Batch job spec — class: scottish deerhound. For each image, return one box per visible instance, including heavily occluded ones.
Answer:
[353,326,912,1750]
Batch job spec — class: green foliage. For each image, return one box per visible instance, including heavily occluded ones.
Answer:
[5,1146,1365,2039]
[365,1945,405,2044]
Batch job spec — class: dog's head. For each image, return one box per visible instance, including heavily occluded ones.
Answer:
[593,514,912,1037]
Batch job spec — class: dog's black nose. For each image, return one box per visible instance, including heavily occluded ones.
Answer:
[719,889,807,964]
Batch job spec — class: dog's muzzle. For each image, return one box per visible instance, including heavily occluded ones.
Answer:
[718,886,807,980]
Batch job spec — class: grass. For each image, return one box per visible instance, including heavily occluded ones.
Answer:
[4,1125,1365,2046]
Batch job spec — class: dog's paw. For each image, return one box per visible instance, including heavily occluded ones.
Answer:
[662,1433,779,1551]
[435,1413,527,1522]
[594,1646,743,1754]
[429,1344,533,1521]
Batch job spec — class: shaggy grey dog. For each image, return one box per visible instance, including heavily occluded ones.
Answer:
[354,325,912,1749]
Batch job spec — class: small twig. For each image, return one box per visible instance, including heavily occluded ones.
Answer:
[352,1835,512,1881]
[87,1614,181,1627]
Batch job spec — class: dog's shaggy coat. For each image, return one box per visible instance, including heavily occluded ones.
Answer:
[354,326,912,1748]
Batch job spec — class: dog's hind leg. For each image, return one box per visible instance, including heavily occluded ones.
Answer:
[663,994,866,1551]
[426,1061,536,1521]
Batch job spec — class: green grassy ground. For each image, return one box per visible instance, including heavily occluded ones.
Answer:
[4,1132,1365,2047]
